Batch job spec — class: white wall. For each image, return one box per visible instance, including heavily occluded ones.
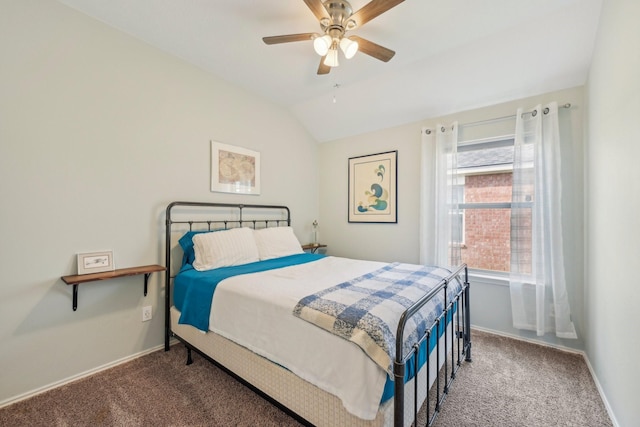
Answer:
[585,0,640,425]
[2,1,637,424]
[0,0,318,405]
[319,124,423,263]
[319,86,587,351]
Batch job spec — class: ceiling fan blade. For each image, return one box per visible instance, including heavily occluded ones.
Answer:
[350,36,395,62]
[351,0,405,28]
[303,0,329,21]
[317,57,331,75]
[263,33,316,45]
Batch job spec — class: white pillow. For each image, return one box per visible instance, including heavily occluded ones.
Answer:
[254,226,304,260]
[192,227,260,271]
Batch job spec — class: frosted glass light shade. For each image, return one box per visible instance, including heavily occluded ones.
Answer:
[313,34,332,56]
[340,37,358,59]
[323,48,339,67]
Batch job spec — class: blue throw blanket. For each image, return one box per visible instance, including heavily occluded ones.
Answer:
[293,263,460,374]
[175,253,325,331]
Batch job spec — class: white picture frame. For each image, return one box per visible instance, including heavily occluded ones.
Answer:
[348,150,398,223]
[211,141,261,195]
[77,251,114,275]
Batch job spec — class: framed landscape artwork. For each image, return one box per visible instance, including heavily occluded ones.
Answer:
[211,141,261,195]
[77,251,114,275]
[348,150,398,223]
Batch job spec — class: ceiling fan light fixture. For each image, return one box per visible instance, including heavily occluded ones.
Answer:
[263,0,403,75]
[340,37,358,59]
[313,34,332,56]
[324,47,339,67]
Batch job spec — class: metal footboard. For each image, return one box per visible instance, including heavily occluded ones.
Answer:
[393,264,471,427]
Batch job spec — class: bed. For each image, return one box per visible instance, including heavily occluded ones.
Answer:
[164,201,471,427]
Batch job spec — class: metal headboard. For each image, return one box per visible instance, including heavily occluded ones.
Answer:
[164,201,291,350]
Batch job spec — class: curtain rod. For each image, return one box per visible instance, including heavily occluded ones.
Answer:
[423,103,571,134]
[462,103,572,128]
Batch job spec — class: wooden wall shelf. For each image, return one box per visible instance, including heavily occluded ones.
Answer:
[301,243,326,254]
[62,264,165,311]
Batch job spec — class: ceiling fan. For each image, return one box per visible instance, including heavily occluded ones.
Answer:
[262,0,405,75]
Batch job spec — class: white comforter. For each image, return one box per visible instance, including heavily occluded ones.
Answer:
[208,256,389,420]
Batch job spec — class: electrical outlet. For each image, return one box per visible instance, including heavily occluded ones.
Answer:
[142,306,152,322]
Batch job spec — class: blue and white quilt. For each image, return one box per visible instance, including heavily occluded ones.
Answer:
[293,263,461,374]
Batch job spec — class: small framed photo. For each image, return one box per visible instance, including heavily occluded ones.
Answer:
[211,141,261,195]
[77,251,114,275]
[348,150,398,223]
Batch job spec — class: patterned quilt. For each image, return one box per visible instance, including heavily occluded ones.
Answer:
[293,263,461,375]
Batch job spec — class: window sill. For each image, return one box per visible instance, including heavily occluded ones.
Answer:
[468,269,509,287]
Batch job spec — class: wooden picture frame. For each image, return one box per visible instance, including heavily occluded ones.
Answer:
[348,150,398,223]
[211,141,261,195]
[77,251,114,275]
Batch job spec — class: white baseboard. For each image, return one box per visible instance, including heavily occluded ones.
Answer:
[0,340,178,409]
[470,324,583,354]
[580,351,620,427]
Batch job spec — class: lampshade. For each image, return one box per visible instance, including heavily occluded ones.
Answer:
[339,37,358,59]
[313,34,332,56]
[323,47,339,67]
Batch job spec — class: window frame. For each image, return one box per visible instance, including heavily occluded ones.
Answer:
[455,134,534,280]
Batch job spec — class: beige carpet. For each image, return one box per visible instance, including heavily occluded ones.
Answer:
[429,331,612,427]
[0,330,612,426]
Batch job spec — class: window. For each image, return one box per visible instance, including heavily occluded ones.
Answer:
[455,135,532,275]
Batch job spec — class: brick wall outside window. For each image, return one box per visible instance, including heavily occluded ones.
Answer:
[461,172,512,272]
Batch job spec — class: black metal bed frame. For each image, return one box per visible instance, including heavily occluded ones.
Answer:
[164,201,472,427]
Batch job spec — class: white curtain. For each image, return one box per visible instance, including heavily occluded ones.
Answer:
[431,122,461,268]
[510,102,577,338]
[419,128,435,265]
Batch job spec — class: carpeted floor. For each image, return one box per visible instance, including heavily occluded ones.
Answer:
[0,330,612,426]
[428,331,612,427]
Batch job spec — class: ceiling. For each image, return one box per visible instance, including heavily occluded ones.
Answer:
[57,0,603,142]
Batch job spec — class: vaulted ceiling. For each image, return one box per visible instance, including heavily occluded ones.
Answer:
[57,0,603,142]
